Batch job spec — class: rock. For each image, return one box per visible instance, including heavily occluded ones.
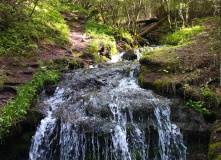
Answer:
[122,50,137,60]
[208,120,221,160]
[45,85,56,96]
[169,98,211,159]
[170,98,210,132]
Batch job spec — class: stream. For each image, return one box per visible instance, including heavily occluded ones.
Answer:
[28,50,208,160]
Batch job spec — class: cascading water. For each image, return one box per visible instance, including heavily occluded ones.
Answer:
[29,57,187,159]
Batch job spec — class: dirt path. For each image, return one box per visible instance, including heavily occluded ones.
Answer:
[0,11,93,108]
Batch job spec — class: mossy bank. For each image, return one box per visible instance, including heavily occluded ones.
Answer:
[139,17,221,159]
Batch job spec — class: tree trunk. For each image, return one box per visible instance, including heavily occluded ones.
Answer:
[139,15,167,37]
[100,2,106,24]
[185,0,193,26]
[29,0,38,18]
[174,1,177,29]
[185,2,189,26]
[165,0,171,29]
[179,3,185,28]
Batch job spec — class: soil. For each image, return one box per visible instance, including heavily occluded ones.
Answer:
[0,11,93,108]
[139,18,221,101]
[138,18,221,160]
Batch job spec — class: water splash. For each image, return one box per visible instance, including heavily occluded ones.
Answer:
[29,62,186,160]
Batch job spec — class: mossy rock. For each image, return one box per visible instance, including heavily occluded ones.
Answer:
[209,142,221,160]
[215,155,221,160]
[153,79,163,94]
[69,59,84,69]
[138,73,151,89]
[137,36,147,46]
[122,50,137,60]
[139,56,161,66]
[0,109,43,159]
[138,70,181,97]
[209,120,221,160]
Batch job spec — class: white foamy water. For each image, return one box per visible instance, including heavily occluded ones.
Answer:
[29,62,186,160]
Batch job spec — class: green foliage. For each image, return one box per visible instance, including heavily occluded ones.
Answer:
[85,19,117,58]
[208,142,221,160]
[85,19,133,59]
[30,1,70,45]
[162,26,205,45]
[85,19,113,35]
[200,87,220,107]
[201,87,214,101]
[69,4,88,14]
[0,0,71,55]
[0,69,60,139]
[186,100,210,117]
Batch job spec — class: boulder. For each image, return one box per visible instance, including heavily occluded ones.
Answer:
[122,50,137,60]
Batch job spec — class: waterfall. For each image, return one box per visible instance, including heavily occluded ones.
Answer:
[29,62,186,160]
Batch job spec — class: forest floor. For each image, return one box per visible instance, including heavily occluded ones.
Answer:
[140,18,221,112]
[0,11,220,114]
[0,11,94,108]
[0,8,220,160]
[139,17,221,160]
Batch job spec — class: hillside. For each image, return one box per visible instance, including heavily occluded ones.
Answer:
[0,0,220,159]
[139,17,221,160]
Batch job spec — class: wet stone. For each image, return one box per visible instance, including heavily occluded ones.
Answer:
[30,61,208,160]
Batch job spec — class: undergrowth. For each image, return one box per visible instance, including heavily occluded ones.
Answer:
[160,18,209,45]
[85,19,133,61]
[0,0,87,56]
[162,25,205,45]
[0,69,60,140]
[186,100,210,117]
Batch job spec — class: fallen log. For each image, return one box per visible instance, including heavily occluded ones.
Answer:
[139,16,167,37]
[136,18,158,24]
[124,18,158,25]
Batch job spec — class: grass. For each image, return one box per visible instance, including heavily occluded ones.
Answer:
[162,25,205,45]
[85,19,133,61]
[31,2,70,46]
[139,17,221,112]
[0,69,60,140]
[0,0,88,56]
[85,19,117,59]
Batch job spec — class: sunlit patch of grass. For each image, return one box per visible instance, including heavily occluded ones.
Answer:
[32,2,71,46]
[0,0,78,56]
[162,25,205,45]
[85,19,133,60]
[85,19,118,59]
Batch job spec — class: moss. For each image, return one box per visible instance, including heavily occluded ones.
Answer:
[200,88,220,108]
[153,79,163,94]
[69,59,84,69]
[215,154,221,160]
[123,43,131,50]
[162,25,205,45]
[138,74,150,89]
[54,57,69,67]
[92,52,102,64]
[208,142,221,160]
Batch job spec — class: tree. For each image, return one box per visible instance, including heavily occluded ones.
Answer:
[165,0,172,29]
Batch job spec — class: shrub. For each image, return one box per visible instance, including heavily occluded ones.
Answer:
[85,19,117,58]
[162,26,205,45]
[0,0,71,55]
[85,19,133,59]
[186,100,210,117]
[0,69,60,139]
